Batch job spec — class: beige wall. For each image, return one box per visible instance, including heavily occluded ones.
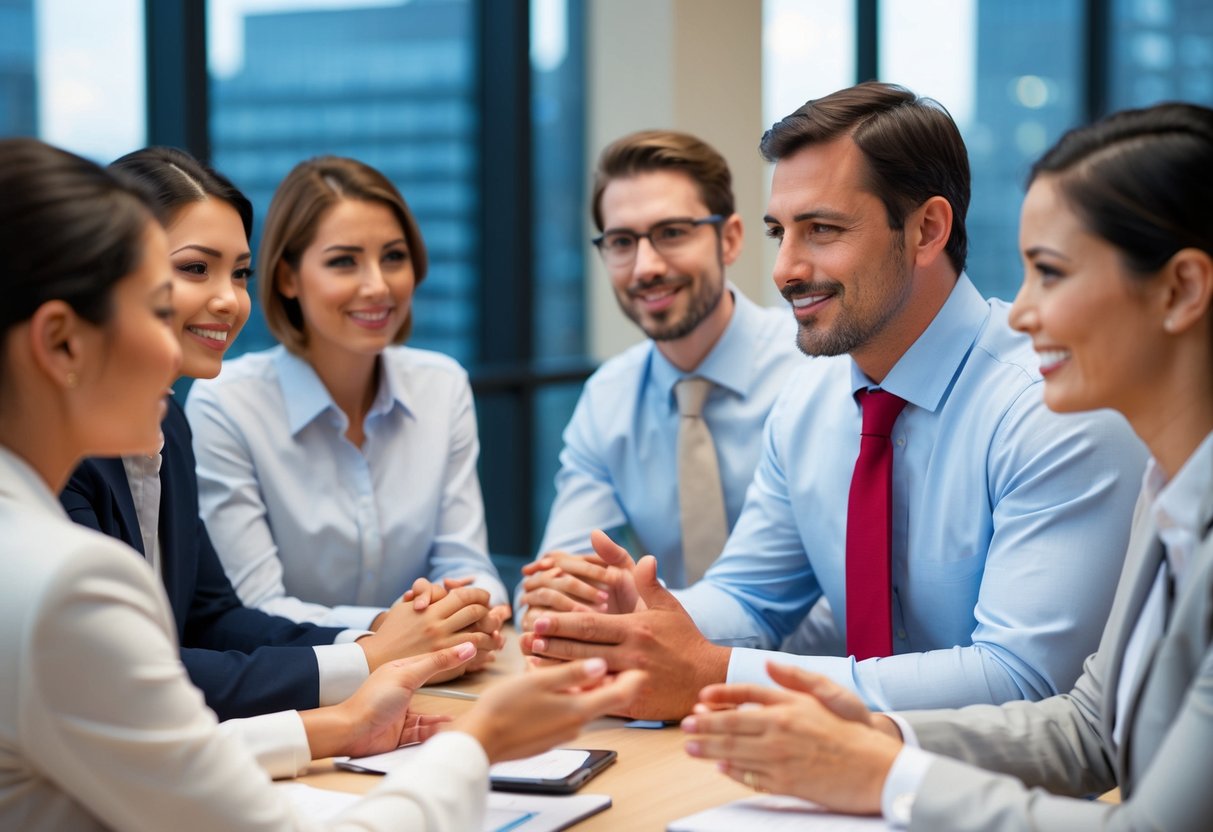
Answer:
[585,0,767,361]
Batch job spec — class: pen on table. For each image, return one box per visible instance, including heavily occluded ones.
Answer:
[494,810,538,832]
[417,688,480,701]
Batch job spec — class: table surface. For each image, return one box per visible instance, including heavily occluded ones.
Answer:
[297,630,752,830]
[298,631,1121,827]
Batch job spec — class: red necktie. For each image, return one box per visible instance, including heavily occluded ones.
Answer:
[845,388,907,660]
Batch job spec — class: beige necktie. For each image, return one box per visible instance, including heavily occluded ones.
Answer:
[676,377,729,583]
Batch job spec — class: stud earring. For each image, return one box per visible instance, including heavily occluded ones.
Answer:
[66,371,78,389]
[1164,317,1177,333]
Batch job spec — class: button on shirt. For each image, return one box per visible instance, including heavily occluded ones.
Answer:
[186,345,505,629]
[535,287,801,589]
[676,275,1147,711]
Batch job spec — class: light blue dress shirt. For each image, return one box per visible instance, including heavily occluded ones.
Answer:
[536,287,802,588]
[676,276,1148,711]
[186,345,505,630]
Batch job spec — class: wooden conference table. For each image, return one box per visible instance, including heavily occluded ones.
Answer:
[297,628,752,830]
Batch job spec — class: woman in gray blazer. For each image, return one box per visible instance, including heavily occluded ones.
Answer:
[0,136,643,831]
[680,101,1213,831]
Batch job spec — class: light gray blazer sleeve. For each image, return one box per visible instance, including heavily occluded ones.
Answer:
[898,492,1213,832]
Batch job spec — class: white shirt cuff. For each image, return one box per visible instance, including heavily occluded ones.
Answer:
[880,745,937,828]
[334,627,373,645]
[313,642,371,706]
[219,710,311,780]
[884,712,921,748]
[726,648,856,691]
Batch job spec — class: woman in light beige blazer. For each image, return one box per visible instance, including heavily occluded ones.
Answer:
[680,102,1213,831]
[0,137,642,831]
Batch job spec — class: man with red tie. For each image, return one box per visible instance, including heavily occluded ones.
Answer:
[521,81,1146,719]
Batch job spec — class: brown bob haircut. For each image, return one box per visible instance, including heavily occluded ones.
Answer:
[760,81,971,276]
[590,129,735,231]
[260,156,428,354]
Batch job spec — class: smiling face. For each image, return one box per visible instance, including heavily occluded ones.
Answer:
[1010,175,1163,416]
[167,198,252,379]
[765,138,916,367]
[598,169,740,343]
[277,198,414,361]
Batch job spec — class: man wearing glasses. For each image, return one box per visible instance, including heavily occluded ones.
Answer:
[517,130,805,625]
[519,84,1146,720]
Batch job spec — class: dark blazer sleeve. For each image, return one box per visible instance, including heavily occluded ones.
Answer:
[59,400,353,720]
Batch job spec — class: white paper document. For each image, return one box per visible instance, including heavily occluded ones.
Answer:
[276,782,611,831]
[337,746,591,780]
[668,795,892,831]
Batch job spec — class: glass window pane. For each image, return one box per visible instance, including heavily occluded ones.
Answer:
[1110,0,1213,108]
[531,0,585,362]
[208,0,479,365]
[0,0,145,160]
[763,0,855,125]
[881,0,1083,302]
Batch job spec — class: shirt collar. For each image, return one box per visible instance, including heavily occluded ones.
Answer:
[651,286,764,409]
[1146,429,1213,552]
[848,274,989,413]
[275,348,410,436]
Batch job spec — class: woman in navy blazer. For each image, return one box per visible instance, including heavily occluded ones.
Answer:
[60,148,500,720]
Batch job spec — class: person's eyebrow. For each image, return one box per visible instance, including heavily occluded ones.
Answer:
[323,244,364,253]
[1025,245,1071,261]
[172,244,221,257]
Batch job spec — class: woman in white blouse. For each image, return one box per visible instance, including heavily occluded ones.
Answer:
[0,137,643,831]
[679,103,1213,830]
[187,156,509,635]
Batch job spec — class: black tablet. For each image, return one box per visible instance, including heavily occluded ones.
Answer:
[490,749,617,795]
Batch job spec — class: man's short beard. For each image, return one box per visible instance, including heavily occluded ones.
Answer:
[794,235,912,358]
[618,261,727,342]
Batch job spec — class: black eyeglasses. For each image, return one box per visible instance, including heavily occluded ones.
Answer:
[592,214,724,269]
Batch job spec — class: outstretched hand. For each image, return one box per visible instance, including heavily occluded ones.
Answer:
[681,662,902,814]
[453,657,646,763]
[302,642,478,760]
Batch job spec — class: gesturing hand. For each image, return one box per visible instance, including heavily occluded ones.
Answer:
[681,662,902,815]
[302,642,477,760]
[519,554,730,720]
[453,657,646,763]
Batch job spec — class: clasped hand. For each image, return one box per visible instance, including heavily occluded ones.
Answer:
[518,530,731,720]
[359,576,509,681]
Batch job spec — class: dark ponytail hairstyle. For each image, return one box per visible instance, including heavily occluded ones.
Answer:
[1029,102,1213,276]
[110,146,253,242]
[0,138,156,344]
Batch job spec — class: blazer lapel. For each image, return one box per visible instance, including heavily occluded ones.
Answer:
[96,456,146,558]
[1109,530,1166,780]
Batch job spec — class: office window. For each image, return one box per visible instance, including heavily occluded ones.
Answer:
[1110,0,1213,108]
[762,0,855,124]
[0,0,144,160]
[208,0,479,364]
[880,0,1083,301]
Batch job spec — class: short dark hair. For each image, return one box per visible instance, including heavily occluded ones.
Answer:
[591,130,735,230]
[0,138,155,344]
[1030,102,1213,276]
[110,146,254,242]
[760,81,970,275]
[259,156,429,354]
